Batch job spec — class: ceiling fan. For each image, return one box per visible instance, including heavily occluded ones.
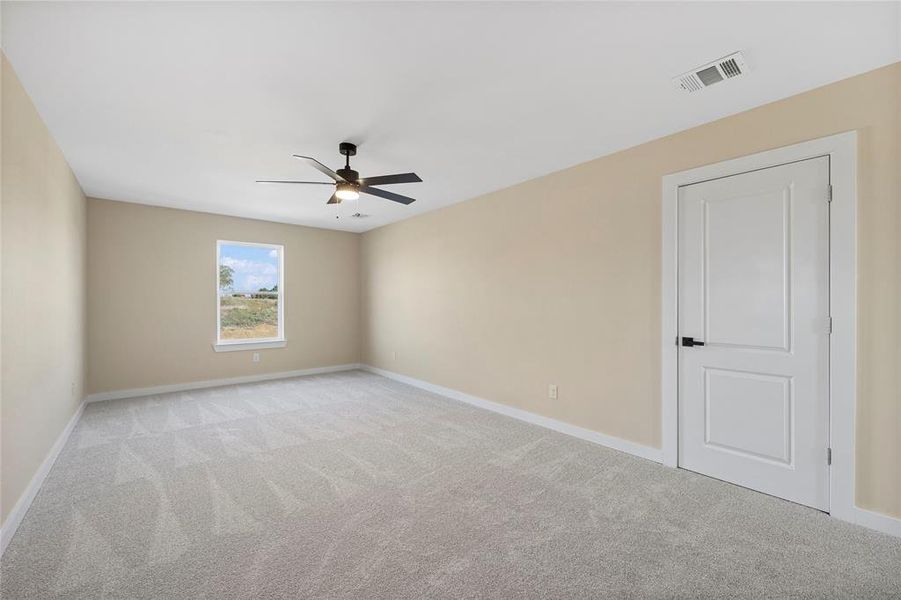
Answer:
[257,142,421,205]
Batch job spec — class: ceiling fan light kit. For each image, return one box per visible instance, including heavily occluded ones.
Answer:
[335,183,359,201]
[258,142,422,206]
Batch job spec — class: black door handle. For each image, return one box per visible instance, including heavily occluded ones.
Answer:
[681,336,705,347]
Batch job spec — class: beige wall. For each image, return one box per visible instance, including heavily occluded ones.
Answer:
[1,55,87,525]
[361,62,901,518]
[86,199,360,394]
[2,48,898,530]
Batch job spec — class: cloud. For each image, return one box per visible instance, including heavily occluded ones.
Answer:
[221,256,278,290]
[245,274,275,291]
[220,257,277,275]
[268,249,278,259]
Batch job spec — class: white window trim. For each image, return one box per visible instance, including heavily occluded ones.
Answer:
[214,239,285,352]
[212,340,287,353]
[661,131,899,538]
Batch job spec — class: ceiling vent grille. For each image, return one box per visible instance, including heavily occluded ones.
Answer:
[674,52,748,93]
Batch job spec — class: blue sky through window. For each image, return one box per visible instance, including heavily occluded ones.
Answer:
[219,243,280,292]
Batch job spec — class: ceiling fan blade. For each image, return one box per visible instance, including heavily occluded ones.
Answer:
[293,155,346,182]
[326,193,340,205]
[256,180,334,185]
[360,185,416,205]
[359,172,422,186]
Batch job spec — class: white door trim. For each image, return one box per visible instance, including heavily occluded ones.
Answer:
[661,132,864,526]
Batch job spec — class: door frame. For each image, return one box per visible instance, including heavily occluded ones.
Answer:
[660,131,856,521]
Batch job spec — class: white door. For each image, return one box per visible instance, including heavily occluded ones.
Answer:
[678,156,830,511]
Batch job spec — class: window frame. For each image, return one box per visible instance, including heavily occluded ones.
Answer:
[214,239,286,352]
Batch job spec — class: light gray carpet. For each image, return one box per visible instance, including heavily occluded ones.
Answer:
[2,370,899,599]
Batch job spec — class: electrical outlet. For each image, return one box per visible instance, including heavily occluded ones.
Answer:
[392,351,397,361]
[252,352,260,363]
[548,384,558,400]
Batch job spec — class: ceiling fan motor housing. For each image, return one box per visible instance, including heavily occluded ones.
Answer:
[336,168,359,183]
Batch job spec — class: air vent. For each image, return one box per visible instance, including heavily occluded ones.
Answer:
[674,52,748,93]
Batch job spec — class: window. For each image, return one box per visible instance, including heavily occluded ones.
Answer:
[215,241,285,351]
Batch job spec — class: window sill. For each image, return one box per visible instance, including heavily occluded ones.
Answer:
[212,339,287,353]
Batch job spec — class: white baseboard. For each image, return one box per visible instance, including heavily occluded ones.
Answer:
[1,400,86,557]
[84,363,362,403]
[362,365,663,463]
[840,505,901,538]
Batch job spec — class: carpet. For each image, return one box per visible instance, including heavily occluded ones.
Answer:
[2,370,899,599]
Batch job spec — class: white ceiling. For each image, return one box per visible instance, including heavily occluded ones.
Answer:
[2,2,899,233]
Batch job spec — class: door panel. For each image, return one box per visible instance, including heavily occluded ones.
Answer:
[704,368,792,465]
[678,156,829,511]
[705,190,790,350]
